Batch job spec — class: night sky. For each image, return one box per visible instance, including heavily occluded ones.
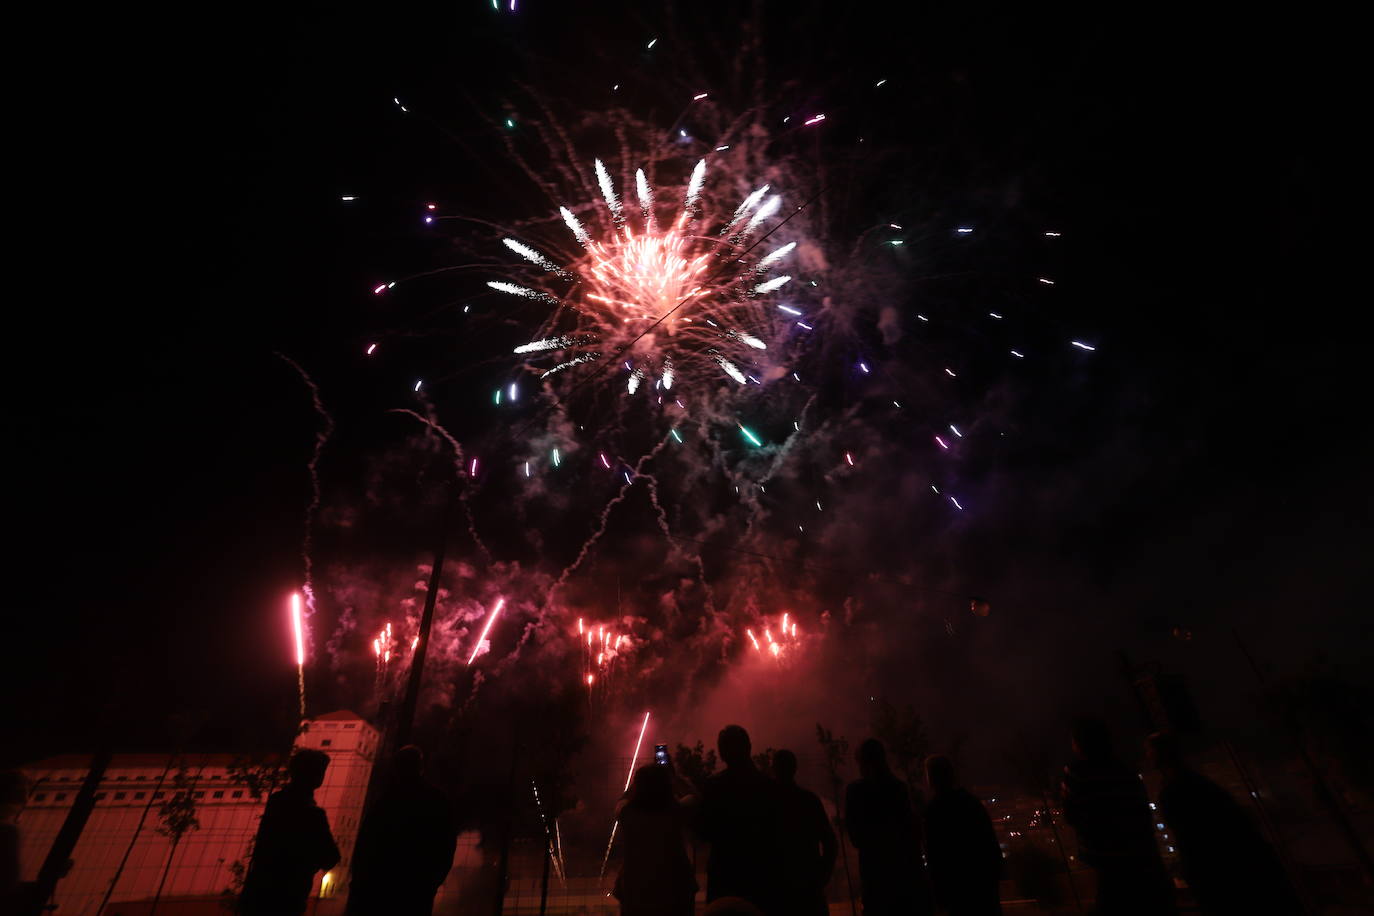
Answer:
[7,3,1364,771]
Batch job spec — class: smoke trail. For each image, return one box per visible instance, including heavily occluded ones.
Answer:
[276,354,334,620]
[389,407,492,562]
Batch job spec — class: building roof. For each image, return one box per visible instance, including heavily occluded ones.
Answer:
[22,752,277,773]
[310,710,366,722]
[22,711,368,772]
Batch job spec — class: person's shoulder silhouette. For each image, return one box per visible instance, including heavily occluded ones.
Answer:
[239,748,339,916]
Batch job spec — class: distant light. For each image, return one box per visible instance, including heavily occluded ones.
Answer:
[670,429,682,443]
[935,436,949,450]
[493,389,501,405]
[508,382,518,401]
[949,496,964,510]
[600,453,610,469]
[552,448,561,467]
[892,401,901,408]
[693,92,708,100]
[612,84,620,91]
[803,113,826,126]
[715,145,730,151]
[989,311,1003,319]
[524,461,530,477]
[889,239,904,246]
[413,380,423,391]
[505,118,516,129]
[426,203,436,210]
[783,116,790,123]
[387,282,396,288]
[797,321,813,330]
[463,305,470,313]
[1071,340,1097,351]
[470,457,478,476]
[931,485,940,493]
[423,216,434,224]
[875,79,888,87]
[739,424,762,447]
[956,227,974,234]
[366,343,377,355]
[341,196,356,201]
[646,38,657,49]
[679,129,687,137]
[859,362,870,373]
[1045,231,1062,237]
[373,284,387,294]
[845,452,854,466]
[1010,349,1025,358]
[1038,277,1055,285]
[624,471,632,483]
[778,304,802,316]
[917,314,928,321]
[949,425,962,437]
[945,367,957,377]
[889,223,902,229]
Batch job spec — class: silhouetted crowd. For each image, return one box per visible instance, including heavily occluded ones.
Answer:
[217,717,1302,916]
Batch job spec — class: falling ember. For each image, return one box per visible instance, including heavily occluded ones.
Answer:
[470,458,479,477]
[803,113,827,126]
[578,618,584,635]
[466,598,507,665]
[845,452,855,466]
[372,284,387,294]
[1071,340,1097,351]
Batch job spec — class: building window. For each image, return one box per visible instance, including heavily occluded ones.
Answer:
[320,739,332,747]
[55,793,67,801]
[34,793,47,801]
[135,792,145,800]
[153,792,165,800]
[193,791,205,799]
[95,793,106,801]
[343,723,357,729]
[213,791,224,799]
[114,792,127,800]
[232,791,244,799]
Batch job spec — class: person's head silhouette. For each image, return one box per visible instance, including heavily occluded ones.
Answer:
[627,763,673,809]
[1071,717,1113,762]
[718,724,752,769]
[774,749,798,785]
[924,754,956,794]
[288,748,330,791]
[857,738,889,780]
[1145,731,1185,774]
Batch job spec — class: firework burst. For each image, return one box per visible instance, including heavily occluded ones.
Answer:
[491,158,795,394]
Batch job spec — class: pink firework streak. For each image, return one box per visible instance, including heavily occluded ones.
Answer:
[466,597,507,665]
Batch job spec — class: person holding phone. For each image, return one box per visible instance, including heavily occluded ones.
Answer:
[613,751,698,916]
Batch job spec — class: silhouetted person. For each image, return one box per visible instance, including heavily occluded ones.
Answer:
[699,725,782,913]
[923,755,1002,916]
[347,746,458,916]
[239,748,340,916]
[1146,732,1301,914]
[846,738,929,915]
[772,749,837,916]
[613,762,697,916]
[1060,719,1173,915]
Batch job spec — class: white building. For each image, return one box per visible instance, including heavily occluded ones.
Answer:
[17,710,378,915]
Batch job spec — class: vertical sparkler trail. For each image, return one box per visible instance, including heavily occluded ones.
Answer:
[291,592,306,718]
[466,597,507,665]
[601,710,652,879]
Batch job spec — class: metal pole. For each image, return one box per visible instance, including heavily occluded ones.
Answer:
[395,501,453,750]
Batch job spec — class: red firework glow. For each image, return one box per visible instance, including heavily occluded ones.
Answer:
[746,612,803,660]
